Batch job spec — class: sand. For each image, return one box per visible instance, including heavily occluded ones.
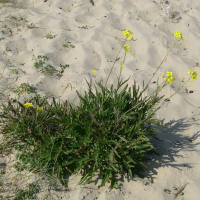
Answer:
[0,0,200,199]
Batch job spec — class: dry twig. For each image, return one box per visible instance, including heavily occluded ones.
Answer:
[173,183,189,200]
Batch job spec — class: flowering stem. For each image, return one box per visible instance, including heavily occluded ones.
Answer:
[118,51,127,82]
[139,38,178,98]
[154,75,193,112]
[166,76,192,100]
[99,39,126,112]
[104,39,126,88]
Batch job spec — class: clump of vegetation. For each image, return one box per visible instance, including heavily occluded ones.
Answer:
[46,33,56,39]
[63,39,75,48]
[13,83,36,97]
[0,30,197,192]
[9,67,25,75]
[32,55,69,76]
[13,183,38,200]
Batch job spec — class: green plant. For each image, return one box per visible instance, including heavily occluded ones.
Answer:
[13,83,36,97]
[164,185,185,197]
[0,30,197,190]
[63,39,75,48]
[9,67,26,75]
[0,7,30,36]
[13,183,37,200]
[46,33,56,39]
[164,189,171,194]
[63,39,68,47]
[32,55,69,76]
[0,0,14,3]
[70,44,75,48]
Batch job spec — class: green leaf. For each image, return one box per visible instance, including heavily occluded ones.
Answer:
[79,173,90,185]
[114,150,121,158]
[76,95,91,111]
[173,186,178,190]
[179,191,184,196]
[164,189,171,194]
[108,163,118,172]
[109,150,114,164]
[101,171,110,186]
[113,181,120,189]
[119,84,128,96]
[83,173,95,185]
[128,168,133,179]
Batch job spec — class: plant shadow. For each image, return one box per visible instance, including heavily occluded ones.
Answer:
[139,115,200,183]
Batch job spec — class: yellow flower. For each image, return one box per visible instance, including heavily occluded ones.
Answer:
[174,31,184,40]
[132,53,135,57]
[37,105,42,111]
[24,102,33,108]
[118,36,120,40]
[167,76,175,84]
[188,70,198,82]
[167,71,173,77]
[92,70,96,73]
[162,74,167,81]
[129,30,133,35]
[120,62,124,66]
[162,71,175,84]
[124,44,130,52]
[123,29,133,39]
[131,37,135,42]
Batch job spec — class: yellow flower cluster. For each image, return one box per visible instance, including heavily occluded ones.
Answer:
[124,44,130,52]
[24,102,33,108]
[123,29,134,40]
[120,62,124,66]
[24,102,42,111]
[116,29,136,67]
[162,71,175,84]
[174,31,184,41]
[37,105,42,111]
[188,70,198,82]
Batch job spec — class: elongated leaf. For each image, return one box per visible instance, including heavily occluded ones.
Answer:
[7,96,16,115]
[114,150,121,158]
[119,84,128,97]
[109,150,114,164]
[101,171,110,186]
[39,98,46,107]
[89,111,98,123]
[83,173,95,185]
[128,168,133,179]
[108,163,118,172]
[116,76,130,91]
[76,90,91,109]
[84,77,92,91]
[79,173,90,185]
[53,97,57,108]
[118,135,131,143]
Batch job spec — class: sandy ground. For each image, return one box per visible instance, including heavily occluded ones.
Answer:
[0,0,200,199]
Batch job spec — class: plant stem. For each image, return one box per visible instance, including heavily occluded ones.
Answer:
[140,38,178,97]
[104,39,126,88]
